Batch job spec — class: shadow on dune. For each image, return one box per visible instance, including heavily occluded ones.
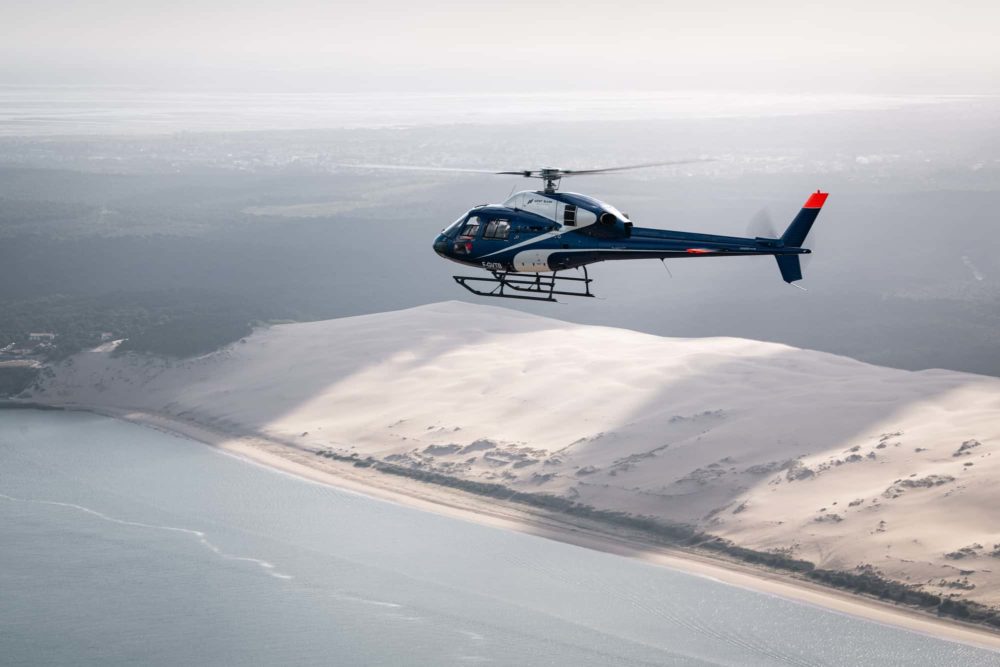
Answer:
[87,301,999,532]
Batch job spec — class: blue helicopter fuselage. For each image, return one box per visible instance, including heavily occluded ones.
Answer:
[433,190,820,282]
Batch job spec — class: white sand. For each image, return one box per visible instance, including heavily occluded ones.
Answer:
[32,301,1000,612]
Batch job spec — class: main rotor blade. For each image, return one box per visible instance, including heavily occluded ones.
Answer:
[560,159,713,176]
[329,162,502,174]
[330,159,712,179]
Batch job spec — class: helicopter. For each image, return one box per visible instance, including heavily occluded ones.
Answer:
[344,161,828,302]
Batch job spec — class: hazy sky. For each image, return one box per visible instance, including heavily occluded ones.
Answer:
[3,1,999,92]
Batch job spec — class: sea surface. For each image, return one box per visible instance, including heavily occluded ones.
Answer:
[1,409,997,666]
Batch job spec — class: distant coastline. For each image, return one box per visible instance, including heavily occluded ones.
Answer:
[0,88,960,137]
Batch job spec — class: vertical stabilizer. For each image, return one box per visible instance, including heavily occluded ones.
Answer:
[781,191,828,248]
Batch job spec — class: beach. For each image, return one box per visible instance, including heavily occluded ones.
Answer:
[56,402,998,653]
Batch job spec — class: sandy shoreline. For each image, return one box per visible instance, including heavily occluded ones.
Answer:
[22,401,994,653]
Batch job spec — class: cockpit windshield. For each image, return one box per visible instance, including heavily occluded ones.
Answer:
[441,212,470,238]
[458,216,481,239]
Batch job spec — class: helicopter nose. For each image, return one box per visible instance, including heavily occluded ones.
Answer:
[433,234,449,256]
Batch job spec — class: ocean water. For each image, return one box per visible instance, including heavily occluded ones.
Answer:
[1,409,996,666]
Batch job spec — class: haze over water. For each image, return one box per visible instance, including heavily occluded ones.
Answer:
[0,86,970,136]
[1,409,996,666]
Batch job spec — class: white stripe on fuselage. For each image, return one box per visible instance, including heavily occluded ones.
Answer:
[510,247,687,273]
[480,230,562,258]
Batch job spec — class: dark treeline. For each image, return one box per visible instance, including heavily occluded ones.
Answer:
[0,165,459,359]
[1,289,264,360]
[0,366,39,396]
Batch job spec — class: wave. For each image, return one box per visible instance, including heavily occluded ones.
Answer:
[0,491,293,580]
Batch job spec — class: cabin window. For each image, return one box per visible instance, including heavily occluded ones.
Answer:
[563,204,577,226]
[459,216,481,239]
[483,219,510,240]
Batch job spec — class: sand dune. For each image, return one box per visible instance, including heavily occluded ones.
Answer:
[32,301,1000,606]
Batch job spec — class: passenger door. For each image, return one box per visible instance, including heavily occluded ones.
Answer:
[475,215,512,257]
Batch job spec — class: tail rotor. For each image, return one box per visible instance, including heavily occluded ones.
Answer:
[746,207,778,239]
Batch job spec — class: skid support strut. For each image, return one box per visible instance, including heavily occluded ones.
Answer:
[453,267,595,302]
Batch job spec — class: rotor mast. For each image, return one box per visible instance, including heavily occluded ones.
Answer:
[540,169,562,193]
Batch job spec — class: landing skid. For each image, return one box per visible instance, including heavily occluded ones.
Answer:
[453,267,595,302]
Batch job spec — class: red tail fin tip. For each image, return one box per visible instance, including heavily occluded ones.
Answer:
[804,191,829,209]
